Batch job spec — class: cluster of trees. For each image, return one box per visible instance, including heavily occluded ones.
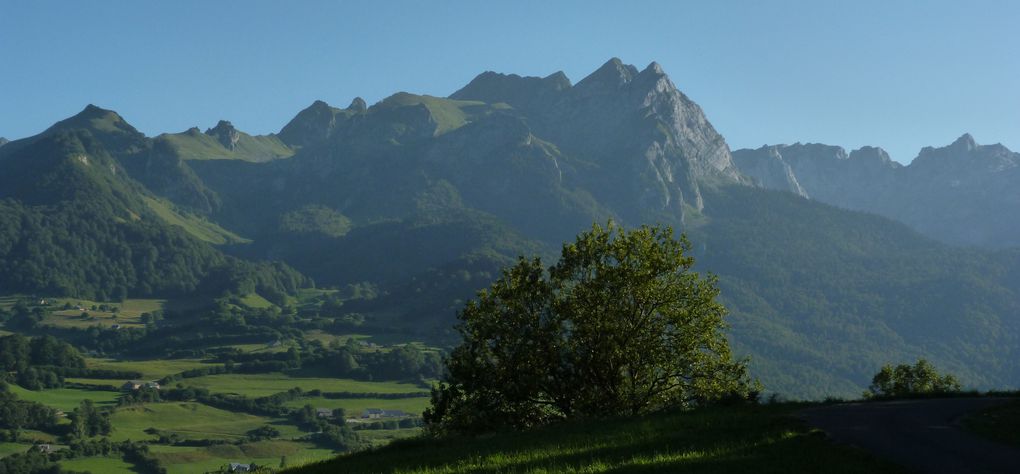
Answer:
[325,342,442,382]
[0,334,84,389]
[425,223,756,434]
[67,400,111,440]
[864,359,962,399]
[292,404,361,451]
[0,386,58,433]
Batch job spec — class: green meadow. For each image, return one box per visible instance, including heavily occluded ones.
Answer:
[283,396,430,418]
[59,455,136,474]
[0,442,33,458]
[82,357,216,380]
[291,404,905,474]
[151,441,336,474]
[178,373,426,398]
[6,384,120,412]
[143,195,250,245]
[107,402,301,442]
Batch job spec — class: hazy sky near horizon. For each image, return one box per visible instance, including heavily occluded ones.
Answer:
[1,1,1017,163]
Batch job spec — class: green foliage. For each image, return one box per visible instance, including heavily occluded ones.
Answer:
[864,359,962,399]
[277,206,352,238]
[425,222,754,434]
[68,399,112,439]
[0,385,59,431]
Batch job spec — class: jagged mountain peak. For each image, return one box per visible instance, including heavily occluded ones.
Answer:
[950,133,977,151]
[848,146,897,167]
[205,120,241,150]
[279,100,348,148]
[643,61,665,75]
[573,57,639,95]
[348,97,368,112]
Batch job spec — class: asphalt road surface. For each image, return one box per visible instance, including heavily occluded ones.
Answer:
[800,398,1020,473]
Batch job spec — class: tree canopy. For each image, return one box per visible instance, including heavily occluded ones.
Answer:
[425,222,755,434]
[864,359,962,399]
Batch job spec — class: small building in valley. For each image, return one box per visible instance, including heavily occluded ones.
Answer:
[362,408,408,419]
[122,380,161,391]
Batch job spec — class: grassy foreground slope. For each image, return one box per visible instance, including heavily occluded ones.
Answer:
[290,404,903,474]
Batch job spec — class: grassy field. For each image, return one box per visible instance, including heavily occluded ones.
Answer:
[239,292,276,309]
[151,440,336,473]
[290,404,904,474]
[0,442,33,459]
[357,428,423,448]
[179,373,426,398]
[962,399,1020,447]
[6,384,120,412]
[284,396,430,417]
[59,455,136,474]
[108,402,302,442]
[32,297,164,330]
[81,357,215,380]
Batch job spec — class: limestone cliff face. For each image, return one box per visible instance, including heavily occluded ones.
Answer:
[732,135,1020,248]
[732,146,808,197]
[452,58,746,222]
[278,99,366,148]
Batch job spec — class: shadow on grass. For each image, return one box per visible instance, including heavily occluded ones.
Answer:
[292,405,905,474]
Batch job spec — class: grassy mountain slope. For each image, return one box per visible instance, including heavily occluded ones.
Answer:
[0,128,306,301]
[156,127,293,162]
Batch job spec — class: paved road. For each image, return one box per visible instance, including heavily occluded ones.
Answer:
[799,398,1020,473]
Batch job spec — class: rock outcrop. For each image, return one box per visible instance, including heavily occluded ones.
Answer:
[733,135,1020,247]
[205,120,241,150]
[452,58,747,222]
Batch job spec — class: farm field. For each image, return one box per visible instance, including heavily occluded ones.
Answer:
[357,428,422,448]
[107,402,303,442]
[59,455,136,474]
[35,298,164,329]
[0,442,34,459]
[179,373,427,398]
[284,396,430,417]
[151,440,336,473]
[83,357,216,380]
[6,384,120,412]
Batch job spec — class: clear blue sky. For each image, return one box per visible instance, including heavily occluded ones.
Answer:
[2,0,1017,163]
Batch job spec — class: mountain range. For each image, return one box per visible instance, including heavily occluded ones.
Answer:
[1,58,1017,398]
[733,134,1020,248]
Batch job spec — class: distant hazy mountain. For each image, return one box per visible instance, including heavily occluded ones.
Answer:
[3,59,1018,397]
[733,134,1020,248]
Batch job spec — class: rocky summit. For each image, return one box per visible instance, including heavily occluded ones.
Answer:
[733,134,1020,247]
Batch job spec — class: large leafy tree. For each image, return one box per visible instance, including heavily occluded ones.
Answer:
[425,222,754,434]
